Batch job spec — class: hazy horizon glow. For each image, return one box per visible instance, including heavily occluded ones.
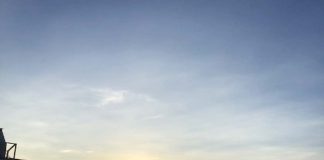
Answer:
[1,1,324,160]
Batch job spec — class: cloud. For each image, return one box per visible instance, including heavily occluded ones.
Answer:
[60,149,95,155]
[60,149,75,153]
[26,121,49,128]
[142,114,164,120]
[85,150,94,154]
[99,90,128,106]
[92,88,157,108]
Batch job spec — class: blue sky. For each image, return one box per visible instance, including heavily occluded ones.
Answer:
[1,0,324,160]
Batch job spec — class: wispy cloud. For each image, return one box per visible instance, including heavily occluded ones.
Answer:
[97,89,128,106]
[60,149,76,154]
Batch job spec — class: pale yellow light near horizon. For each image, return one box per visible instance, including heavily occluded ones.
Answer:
[104,153,161,160]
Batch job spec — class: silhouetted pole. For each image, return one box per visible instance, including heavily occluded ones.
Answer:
[0,128,6,159]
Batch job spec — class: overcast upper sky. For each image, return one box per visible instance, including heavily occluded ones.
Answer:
[1,0,324,160]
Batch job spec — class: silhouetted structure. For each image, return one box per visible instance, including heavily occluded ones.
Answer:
[0,128,6,159]
[0,128,21,160]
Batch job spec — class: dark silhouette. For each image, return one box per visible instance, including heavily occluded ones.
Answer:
[0,128,6,159]
[0,128,21,160]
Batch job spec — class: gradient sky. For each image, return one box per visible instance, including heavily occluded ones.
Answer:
[1,0,324,160]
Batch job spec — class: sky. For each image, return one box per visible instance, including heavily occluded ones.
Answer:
[0,0,324,160]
